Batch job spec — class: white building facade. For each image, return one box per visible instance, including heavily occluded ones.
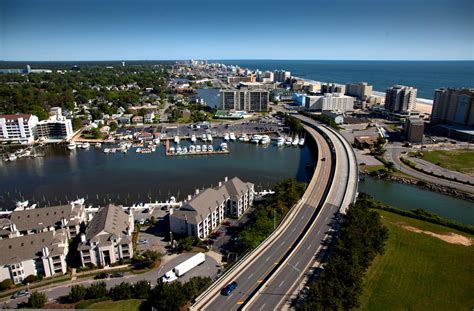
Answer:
[0,114,39,144]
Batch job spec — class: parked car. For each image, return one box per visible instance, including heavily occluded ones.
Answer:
[11,290,29,299]
[221,281,238,296]
[110,272,125,278]
[94,273,109,279]
[138,239,148,245]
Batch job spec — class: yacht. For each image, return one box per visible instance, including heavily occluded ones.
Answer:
[174,136,180,144]
[202,145,208,152]
[103,148,111,153]
[196,145,202,152]
[208,145,214,152]
[292,136,299,146]
[201,134,208,142]
[191,135,197,143]
[182,147,188,154]
[220,142,228,151]
[251,135,262,144]
[176,145,182,153]
[285,137,292,146]
[229,132,236,141]
[277,137,285,147]
[153,138,160,144]
[95,142,102,148]
[136,148,141,153]
[8,154,17,161]
[207,134,213,142]
[189,145,196,153]
[81,142,90,149]
[169,146,175,153]
[299,138,305,146]
[261,135,271,145]
[243,135,250,142]
[67,142,77,150]
[238,134,246,141]
[224,133,230,141]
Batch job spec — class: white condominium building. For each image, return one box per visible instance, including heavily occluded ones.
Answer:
[304,93,355,112]
[220,89,269,112]
[0,114,39,144]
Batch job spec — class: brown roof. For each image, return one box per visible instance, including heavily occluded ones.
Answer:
[85,204,130,240]
[0,114,32,121]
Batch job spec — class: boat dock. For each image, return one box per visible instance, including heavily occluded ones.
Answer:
[165,140,230,157]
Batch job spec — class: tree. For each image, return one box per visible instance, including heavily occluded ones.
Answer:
[68,284,86,302]
[22,274,36,285]
[72,118,83,130]
[86,282,107,299]
[146,281,187,311]
[132,280,151,299]
[182,277,212,301]
[28,291,47,308]
[177,236,194,252]
[0,279,12,291]
[109,282,132,301]
[109,121,118,132]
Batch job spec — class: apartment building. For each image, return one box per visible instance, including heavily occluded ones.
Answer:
[78,204,134,267]
[321,83,346,94]
[274,70,291,83]
[8,202,86,239]
[227,76,256,85]
[170,177,254,239]
[431,88,474,126]
[0,229,68,284]
[346,82,373,100]
[0,114,39,144]
[405,118,425,143]
[385,85,417,113]
[36,114,73,141]
[300,93,355,112]
[220,89,269,112]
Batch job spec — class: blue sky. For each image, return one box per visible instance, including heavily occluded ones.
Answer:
[1,0,473,61]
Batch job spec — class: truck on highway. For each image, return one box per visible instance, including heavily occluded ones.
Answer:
[161,252,206,283]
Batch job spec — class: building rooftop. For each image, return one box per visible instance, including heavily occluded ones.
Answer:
[0,114,33,121]
[85,204,130,240]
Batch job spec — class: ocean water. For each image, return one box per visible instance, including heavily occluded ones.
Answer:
[213,60,474,99]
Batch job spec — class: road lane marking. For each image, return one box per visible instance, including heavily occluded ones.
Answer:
[257,279,263,283]
[307,244,312,250]
[259,303,266,311]
[237,301,244,305]
[247,273,254,280]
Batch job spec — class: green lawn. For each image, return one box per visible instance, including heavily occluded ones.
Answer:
[87,299,143,310]
[421,149,474,175]
[359,210,474,311]
[359,165,385,174]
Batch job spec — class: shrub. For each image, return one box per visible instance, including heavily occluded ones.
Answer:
[0,279,13,291]
[86,282,107,299]
[68,284,87,303]
[132,280,151,299]
[109,282,132,301]
[28,291,47,308]
[23,274,36,285]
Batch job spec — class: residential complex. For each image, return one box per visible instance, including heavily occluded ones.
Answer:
[170,177,254,239]
[345,82,373,100]
[0,114,39,144]
[78,204,134,267]
[220,89,269,112]
[405,118,425,143]
[36,112,74,141]
[321,83,346,94]
[227,76,256,85]
[431,88,474,126]
[274,70,291,83]
[0,229,68,284]
[384,85,417,113]
[294,93,355,112]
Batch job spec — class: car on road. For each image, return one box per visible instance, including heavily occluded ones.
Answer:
[110,272,125,278]
[137,239,148,245]
[221,281,238,296]
[94,273,109,279]
[11,290,29,299]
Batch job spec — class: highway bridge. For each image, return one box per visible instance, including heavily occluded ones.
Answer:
[191,115,359,310]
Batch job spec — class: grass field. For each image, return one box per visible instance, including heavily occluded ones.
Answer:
[359,210,474,310]
[421,149,474,175]
[86,299,143,310]
[359,165,385,174]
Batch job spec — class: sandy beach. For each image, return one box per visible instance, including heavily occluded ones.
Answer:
[415,102,433,114]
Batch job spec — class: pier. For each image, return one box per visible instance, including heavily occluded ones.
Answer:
[165,140,230,157]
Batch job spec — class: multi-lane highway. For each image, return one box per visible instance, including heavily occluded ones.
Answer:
[192,115,359,310]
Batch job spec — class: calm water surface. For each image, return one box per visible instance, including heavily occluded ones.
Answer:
[359,176,474,225]
[0,141,315,209]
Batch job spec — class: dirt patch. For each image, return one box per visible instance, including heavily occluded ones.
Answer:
[400,224,473,246]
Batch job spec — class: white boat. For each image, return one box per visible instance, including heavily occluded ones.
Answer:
[8,154,17,161]
[285,137,292,146]
[202,145,208,152]
[238,134,245,141]
[230,132,236,141]
[176,145,182,153]
[220,142,228,151]
[251,135,262,144]
[196,145,202,152]
[277,137,285,146]
[174,136,180,144]
[67,142,76,150]
[292,136,299,146]
[153,138,160,144]
[169,146,175,153]
[299,138,305,146]
[207,134,213,142]
[201,134,207,142]
[103,148,111,153]
[81,142,90,149]
[261,135,271,145]
[224,133,230,141]
[182,147,188,154]
[208,145,214,152]
[243,135,250,142]
[189,145,196,153]
[136,148,141,153]
[95,142,102,148]
[191,135,197,143]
